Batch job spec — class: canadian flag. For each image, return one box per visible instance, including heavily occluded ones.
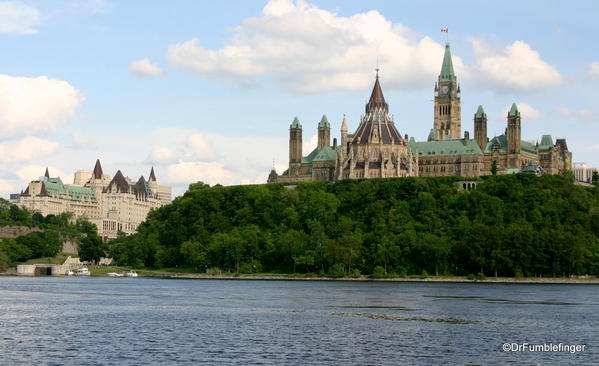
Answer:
[441,28,448,33]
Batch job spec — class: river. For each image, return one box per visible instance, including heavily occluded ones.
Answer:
[0,277,597,365]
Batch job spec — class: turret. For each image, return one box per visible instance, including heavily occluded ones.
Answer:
[507,103,521,154]
[340,114,348,146]
[317,115,330,149]
[289,117,302,176]
[474,105,488,151]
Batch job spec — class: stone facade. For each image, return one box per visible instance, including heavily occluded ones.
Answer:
[11,160,171,240]
[270,73,417,183]
[574,163,599,183]
[269,43,572,183]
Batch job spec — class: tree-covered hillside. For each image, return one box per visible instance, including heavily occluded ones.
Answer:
[0,200,104,270]
[108,174,599,277]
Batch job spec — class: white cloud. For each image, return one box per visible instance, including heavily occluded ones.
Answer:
[556,107,572,118]
[470,38,562,93]
[0,75,84,138]
[0,1,40,34]
[167,0,467,93]
[15,165,73,185]
[165,161,236,186]
[0,136,59,163]
[186,133,219,161]
[0,179,13,195]
[129,58,165,78]
[303,134,317,153]
[500,103,541,120]
[68,132,95,149]
[146,128,287,188]
[588,62,599,79]
[147,146,176,164]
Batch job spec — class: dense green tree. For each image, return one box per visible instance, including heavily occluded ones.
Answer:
[16,231,62,259]
[79,234,107,263]
[101,174,599,277]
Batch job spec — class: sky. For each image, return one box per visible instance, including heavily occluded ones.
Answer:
[0,0,598,198]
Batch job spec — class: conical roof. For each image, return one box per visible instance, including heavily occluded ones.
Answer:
[290,116,302,129]
[340,114,348,131]
[508,103,520,117]
[92,159,103,179]
[44,167,50,179]
[318,115,329,127]
[475,105,486,118]
[365,73,388,114]
[427,129,435,142]
[439,44,455,82]
[149,167,157,182]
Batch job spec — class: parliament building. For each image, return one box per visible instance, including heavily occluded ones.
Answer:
[268,44,572,183]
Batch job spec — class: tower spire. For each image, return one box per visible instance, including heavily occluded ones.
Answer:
[439,43,455,82]
[44,167,50,179]
[149,167,157,182]
[92,159,103,179]
[366,72,388,114]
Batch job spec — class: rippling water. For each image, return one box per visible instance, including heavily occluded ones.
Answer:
[0,277,597,365]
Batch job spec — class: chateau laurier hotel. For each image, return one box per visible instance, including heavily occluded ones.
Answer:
[11,160,171,240]
[269,44,572,183]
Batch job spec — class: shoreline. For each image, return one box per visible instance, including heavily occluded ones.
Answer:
[147,273,599,284]
[3,269,599,284]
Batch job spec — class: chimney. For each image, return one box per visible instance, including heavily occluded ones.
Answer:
[333,138,337,148]
[463,131,470,146]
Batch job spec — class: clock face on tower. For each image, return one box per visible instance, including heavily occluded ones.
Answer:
[441,85,449,96]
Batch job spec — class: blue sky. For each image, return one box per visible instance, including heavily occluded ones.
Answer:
[0,0,598,197]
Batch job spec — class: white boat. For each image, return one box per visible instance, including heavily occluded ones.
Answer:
[107,272,123,277]
[126,270,138,278]
[65,270,74,276]
[75,267,91,276]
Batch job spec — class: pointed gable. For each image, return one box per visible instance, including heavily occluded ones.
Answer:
[105,170,129,193]
[133,176,152,197]
[92,159,103,179]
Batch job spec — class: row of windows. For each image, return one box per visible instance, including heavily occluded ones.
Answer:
[419,164,480,173]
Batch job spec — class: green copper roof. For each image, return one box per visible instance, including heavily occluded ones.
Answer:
[508,103,520,117]
[44,177,96,202]
[483,134,537,156]
[301,146,337,163]
[409,138,483,157]
[427,128,435,141]
[475,105,486,118]
[318,114,330,127]
[290,116,302,129]
[439,44,455,82]
[539,135,553,149]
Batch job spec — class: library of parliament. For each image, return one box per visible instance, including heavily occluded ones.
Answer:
[268,44,572,183]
